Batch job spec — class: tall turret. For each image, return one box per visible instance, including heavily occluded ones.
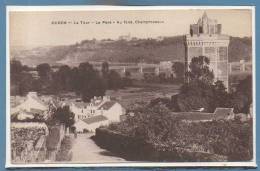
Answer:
[185,11,230,90]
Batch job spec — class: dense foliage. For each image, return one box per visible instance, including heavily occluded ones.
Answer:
[50,105,75,128]
[11,60,132,102]
[149,56,252,113]
[107,104,253,161]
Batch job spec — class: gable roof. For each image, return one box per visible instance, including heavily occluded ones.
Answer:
[11,95,48,115]
[98,101,116,110]
[82,115,108,124]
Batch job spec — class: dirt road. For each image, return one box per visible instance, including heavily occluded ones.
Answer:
[71,133,125,163]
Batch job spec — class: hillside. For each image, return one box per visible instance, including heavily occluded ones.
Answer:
[11,36,252,66]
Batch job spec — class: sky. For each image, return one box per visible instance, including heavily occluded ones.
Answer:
[9,8,252,47]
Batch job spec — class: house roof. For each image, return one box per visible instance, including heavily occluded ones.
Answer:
[213,108,234,120]
[214,108,233,115]
[82,115,108,124]
[171,108,234,122]
[171,112,214,121]
[98,101,116,110]
[30,108,45,114]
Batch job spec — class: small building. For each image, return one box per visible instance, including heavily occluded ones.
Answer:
[172,107,235,123]
[98,101,125,122]
[11,92,49,121]
[213,108,235,120]
[74,115,109,133]
[71,96,125,133]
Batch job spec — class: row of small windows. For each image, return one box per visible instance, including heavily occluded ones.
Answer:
[187,41,222,46]
[81,109,95,114]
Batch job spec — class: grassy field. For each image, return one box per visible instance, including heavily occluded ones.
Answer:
[106,81,181,109]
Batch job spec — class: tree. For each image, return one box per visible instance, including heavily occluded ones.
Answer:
[36,63,52,93]
[230,75,252,113]
[149,97,172,109]
[108,70,123,90]
[78,62,106,102]
[17,73,34,96]
[159,72,167,82]
[10,60,23,76]
[212,80,230,109]
[101,62,109,89]
[172,62,185,83]
[52,65,72,92]
[70,67,81,95]
[36,63,51,80]
[125,71,131,78]
[117,103,180,143]
[52,105,75,128]
[122,71,133,87]
[172,56,217,112]
[101,62,109,77]
[175,80,215,112]
[186,56,214,85]
[10,60,34,95]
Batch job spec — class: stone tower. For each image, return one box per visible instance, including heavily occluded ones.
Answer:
[185,11,230,90]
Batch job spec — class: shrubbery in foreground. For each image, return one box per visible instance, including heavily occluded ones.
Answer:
[106,104,253,161]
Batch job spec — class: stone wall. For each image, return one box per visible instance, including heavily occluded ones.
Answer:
[11,122,49,163]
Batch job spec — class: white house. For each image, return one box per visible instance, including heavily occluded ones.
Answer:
[11,92,48,114]
[11,92,49,121]
[71,96,125,132]
[73,115,109,133]
[70,96,110,121]
[97,101,125,123]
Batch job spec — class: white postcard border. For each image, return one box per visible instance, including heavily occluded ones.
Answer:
[5,5,257,168]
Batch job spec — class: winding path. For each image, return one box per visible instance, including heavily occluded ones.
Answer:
[71,133,125,163]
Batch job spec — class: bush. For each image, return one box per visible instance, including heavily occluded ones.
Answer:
[104,104,253,161]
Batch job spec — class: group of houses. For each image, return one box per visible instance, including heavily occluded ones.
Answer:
[10,92,53,121]
[11,91,252,133]
[11,92,126,133]
[64,96,126,132]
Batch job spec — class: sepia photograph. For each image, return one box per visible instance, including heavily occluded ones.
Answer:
[6,6,255,167]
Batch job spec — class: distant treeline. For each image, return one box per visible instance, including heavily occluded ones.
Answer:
[10,60,132,102]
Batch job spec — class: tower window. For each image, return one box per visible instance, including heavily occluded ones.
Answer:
[199,26,203,33]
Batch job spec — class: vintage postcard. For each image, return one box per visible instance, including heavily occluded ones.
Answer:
[6,6,256,167]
